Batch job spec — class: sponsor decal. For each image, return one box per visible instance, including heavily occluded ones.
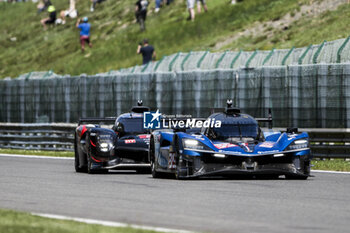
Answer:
[240,142,252,152]
[125,139,136,144]
[214,143,237,149]
[138,134,151,139]
[259,142,275,148]
[257,150,279,154]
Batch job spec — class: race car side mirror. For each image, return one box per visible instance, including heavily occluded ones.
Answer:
[286,127,298,134]
[116,125,124,134]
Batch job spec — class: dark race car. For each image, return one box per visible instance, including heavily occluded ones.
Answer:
[74,102,151,174]
[149,101,312,179]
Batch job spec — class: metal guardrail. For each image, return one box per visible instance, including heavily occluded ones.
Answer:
[0,123,76,151]
[0,123,349,158]
[307,128,350,159]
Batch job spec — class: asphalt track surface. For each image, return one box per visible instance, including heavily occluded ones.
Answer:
[0,155,350,233]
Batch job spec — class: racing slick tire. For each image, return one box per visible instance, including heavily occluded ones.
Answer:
[151,160,164,178]
[149,137,164,178]
[285,158,310,180]
[174,138,187,180]
[87,153,109,174]
[86,135,108,174]
[74,133,87,173]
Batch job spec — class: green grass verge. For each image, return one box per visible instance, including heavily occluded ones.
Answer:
[0,208,158,233]
[0,148,74,157]
[312,159,350,172]
[1,0,349,78]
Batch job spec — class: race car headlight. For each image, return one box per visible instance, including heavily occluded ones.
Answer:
[286,139,309,151]
[183,139,212,151]
[99,142,114,152]
[97,135,114,152]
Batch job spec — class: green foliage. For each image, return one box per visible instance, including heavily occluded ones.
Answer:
[0,148,74,157]
[312,159,350,172]
[0,0,349,78]
[0,208,158,233]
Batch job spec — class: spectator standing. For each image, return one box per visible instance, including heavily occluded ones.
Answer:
[37,0,52,14]
[76,17,92,52]
[186,0,195,21]
[197,0,208,13]
[137,39,156,65]
[135,0,149,31]
[90,0,106,12]
[155,0,162,13]
[59,0,78,24]
[40,5,56,30]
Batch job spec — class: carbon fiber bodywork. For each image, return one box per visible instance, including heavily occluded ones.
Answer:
[74,105,151,173]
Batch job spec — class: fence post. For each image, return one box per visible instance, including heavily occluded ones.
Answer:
[282,46,295,66]
[154,56,165,72]
[298,44,312,65]
[215,50,228,69]
[245,50,257,68]
[181,51,192,71]
[42,70,53,79]
[337,36,350,63]
[141,62,151,73]
[313,40,326,64]
[262,48,275,65]
[25,72,32,80]
[197,50,209,69]
[168,52,180,72]
[230,50,242,69]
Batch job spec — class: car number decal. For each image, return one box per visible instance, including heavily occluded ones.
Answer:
[168,152,176,169]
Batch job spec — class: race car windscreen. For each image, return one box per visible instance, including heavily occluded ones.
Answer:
[211,123,259,141]
[119,118,147,134]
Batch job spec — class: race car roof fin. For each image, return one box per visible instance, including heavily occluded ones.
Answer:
[130,106,151,113]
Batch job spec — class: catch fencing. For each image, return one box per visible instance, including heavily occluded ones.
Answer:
[1,38,350,127]
[1,64,350,128]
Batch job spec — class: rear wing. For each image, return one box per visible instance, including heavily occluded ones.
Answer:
[78,117,117,126]
[210,108,273,129]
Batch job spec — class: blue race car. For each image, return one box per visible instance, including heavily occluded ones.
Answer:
[149,101,312,179]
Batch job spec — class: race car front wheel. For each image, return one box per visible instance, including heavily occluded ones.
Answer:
[74,133,87,173]
[150,137,164,178]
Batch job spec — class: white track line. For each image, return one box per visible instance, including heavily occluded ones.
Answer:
[0,154,73,160]
[32,213,194,233]
[312,170,350,174]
